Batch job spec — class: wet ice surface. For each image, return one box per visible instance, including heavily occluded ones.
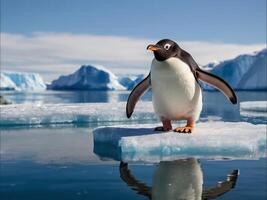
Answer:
[0,102,155,126]
[93,122,266,162]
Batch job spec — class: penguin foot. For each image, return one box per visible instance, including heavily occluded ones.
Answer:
[173,126,193,134]
[155,119,172,132]
[154,126,171,132]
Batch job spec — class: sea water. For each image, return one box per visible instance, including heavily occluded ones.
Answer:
[0,91,266,200]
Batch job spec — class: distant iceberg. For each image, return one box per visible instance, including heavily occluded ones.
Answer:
[0,71,46,91]
[49,65,126,90]
[203,48,267,90]
[93,122,266,162]
[118,74,146,90]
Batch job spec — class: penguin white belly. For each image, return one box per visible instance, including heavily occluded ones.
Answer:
[151,57,202,121]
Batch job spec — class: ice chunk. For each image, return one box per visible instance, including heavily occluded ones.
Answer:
[0,102,155,126]
[0,71,46,91]
[203,48,267,90]
[49,65,125,90]
[93,122,266,162]
[240,101,267,118]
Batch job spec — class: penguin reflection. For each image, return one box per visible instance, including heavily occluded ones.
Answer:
[120,158,239,200]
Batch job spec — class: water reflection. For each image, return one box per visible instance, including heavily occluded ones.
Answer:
[1,90,111,104]
[120,158,239,200]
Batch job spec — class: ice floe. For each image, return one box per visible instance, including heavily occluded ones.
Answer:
[0,102,155,126]
[93,122,266,162]
[240,101,267,118]
[2,100,267,126]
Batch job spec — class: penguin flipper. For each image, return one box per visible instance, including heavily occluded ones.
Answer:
[120,162,151,198]
[179,49,237,105]
[196,68,237,104]
[126,73,151,118]
[202,169,239,199]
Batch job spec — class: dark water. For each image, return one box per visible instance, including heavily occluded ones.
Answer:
[0,91,266,200]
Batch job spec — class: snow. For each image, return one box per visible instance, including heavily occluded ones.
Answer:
[203,48,267,90]
[93,122,266,162]
[0,71,46,91]
[49,65,125,90]
[240,101,267,118]
[0,102,155,126]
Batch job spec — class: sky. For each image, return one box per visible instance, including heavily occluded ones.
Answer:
[1,0,266,82]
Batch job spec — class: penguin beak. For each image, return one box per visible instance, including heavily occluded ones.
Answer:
[147,44,160,52]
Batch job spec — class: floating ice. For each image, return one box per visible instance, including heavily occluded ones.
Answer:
[0,71,46,91]
[0,102,155,126]
[240,101,267,118]
[93,122,266,162]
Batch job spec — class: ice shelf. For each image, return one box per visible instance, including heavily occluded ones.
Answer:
[93,122,266,162]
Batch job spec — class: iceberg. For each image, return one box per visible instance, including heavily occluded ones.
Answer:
[118,74,145,90]
[93,122,266,162]
[0,73,17,90]
[49,65,125,90]
[0,102,155,126]
[0,71,46,91]
[203,48,267,90]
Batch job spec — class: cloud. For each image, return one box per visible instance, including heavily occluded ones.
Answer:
[1,32,265,82]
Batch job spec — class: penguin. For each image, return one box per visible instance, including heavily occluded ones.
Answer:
[126,39,237,133]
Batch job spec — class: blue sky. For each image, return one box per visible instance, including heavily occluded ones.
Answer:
[1,0,266,81]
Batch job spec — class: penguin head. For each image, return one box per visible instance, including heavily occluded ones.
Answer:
[147,39,180,61]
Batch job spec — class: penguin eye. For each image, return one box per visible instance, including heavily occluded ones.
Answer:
[164,43,171,50]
